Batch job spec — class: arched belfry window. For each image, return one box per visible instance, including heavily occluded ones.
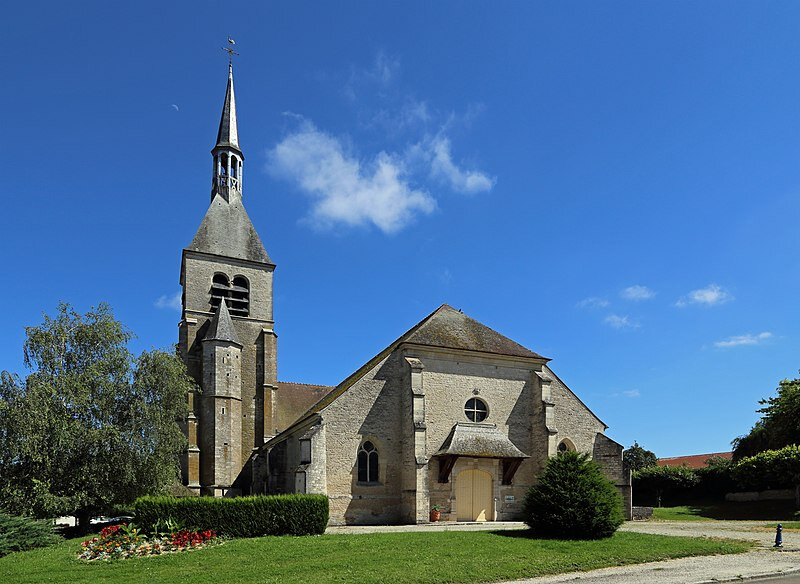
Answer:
[210,273,231,309]
[230,276,249,316]
[357,441,379,484]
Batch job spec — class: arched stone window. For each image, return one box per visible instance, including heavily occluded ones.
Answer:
[357,441,379,484]
[464,397,488,423]
[210,273,231,309]
[229,275,250,316]
[557,438,576,453]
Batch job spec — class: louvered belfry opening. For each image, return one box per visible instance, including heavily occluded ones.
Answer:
[210,273,249,316]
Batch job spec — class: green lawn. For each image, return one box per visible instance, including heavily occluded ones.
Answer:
[651,500,799,522]
[0,530,752,584]
[764,521,800,530]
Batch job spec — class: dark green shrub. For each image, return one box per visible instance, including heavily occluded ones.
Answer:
[732,444,800,491]
[0,513,61,557]
[523,451,624,539]
[134,494,329,537]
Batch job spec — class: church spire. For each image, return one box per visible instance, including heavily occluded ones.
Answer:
[211,63,244,203]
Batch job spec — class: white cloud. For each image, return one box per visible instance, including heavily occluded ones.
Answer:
[154,292,181,311]
[676,284,733,307]
[267,120,435,234]
[604,314,639,330]
[714,332,772,348]
[621,285,655,301]
[577,297,610,309]
[428,135,495,194]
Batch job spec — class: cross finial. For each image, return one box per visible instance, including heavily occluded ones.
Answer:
[222,37,239,64]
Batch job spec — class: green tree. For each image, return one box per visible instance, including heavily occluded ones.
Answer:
[733,375,800,459]
[0,303,194,530]
[632,465,699,507]
[623,441,658,472]
[523,451,624,539]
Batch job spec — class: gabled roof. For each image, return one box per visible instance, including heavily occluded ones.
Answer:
[263,304,548,447]
[187,195,272,264]
[434,423,529,459]
[404,305,546,359]
[203,300,241,345]
[215,63,240,153]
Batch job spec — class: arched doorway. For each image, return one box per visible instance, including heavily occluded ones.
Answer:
[455,468,493,521]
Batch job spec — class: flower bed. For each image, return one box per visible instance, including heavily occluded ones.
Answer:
[78,523,218,561]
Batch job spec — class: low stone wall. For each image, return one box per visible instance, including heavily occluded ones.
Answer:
[631,506,653,521]
[725,489,796,502]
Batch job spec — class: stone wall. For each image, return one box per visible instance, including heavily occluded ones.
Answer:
[179,250,277,494]
[593,433,632,519]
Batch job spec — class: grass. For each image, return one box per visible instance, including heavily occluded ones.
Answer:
[651,500,799,522]
[762,521,800,530]
[0,530,752,584]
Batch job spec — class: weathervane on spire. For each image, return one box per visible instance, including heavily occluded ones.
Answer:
[222,37,239,64]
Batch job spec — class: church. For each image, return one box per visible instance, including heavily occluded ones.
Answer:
[178,64,632,525]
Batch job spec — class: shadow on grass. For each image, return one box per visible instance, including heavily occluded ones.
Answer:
[658,500,799,521]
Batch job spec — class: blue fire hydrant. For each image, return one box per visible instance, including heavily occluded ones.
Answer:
[774,524,783,548]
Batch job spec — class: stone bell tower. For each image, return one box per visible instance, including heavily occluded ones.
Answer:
[179,63,278,496]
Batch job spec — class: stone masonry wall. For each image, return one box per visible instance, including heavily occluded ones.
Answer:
[180,251,277,493]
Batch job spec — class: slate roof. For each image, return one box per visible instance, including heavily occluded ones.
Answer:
[215,63,240,153]
[434,423,529,459]
[203,300,242,345]
[404,305,546,359]
[187,195,272,264]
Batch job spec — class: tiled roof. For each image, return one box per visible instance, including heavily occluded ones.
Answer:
[657,452,732,469]
[274,381,335,433]
[187,196,272,264]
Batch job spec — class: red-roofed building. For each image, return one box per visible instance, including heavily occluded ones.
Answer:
[657,452,733,469]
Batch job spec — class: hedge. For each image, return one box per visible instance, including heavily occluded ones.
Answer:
[633,445,800,506]
[133,494,329,537]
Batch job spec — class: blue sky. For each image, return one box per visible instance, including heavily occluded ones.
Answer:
[2,1,799,457]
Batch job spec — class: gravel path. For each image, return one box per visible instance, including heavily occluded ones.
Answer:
[504,521,800,584]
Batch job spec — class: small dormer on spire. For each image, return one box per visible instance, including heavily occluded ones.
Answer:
[211,63,244,203]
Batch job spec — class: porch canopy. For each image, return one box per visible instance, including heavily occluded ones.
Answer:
[433,422,529,485]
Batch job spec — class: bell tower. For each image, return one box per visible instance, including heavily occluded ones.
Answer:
[179,61,278,496]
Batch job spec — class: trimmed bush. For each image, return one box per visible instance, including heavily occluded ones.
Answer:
[0,513,61,557]
[134,494,329,537]
[523,451,624,539]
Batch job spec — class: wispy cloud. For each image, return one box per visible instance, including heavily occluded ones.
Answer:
[621,285,655,301]
[611,389,641,399]
[428,135,495,194]
[154,292,181,311]
[577,297,610,309]
[267,119,435,234]
[676,284,733,307]
[343,51,400,101]
[714,332,772,348]
[604,314,640,330]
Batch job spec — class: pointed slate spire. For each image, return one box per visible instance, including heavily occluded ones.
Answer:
[204,299,242,346]
[215,63,240,152]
